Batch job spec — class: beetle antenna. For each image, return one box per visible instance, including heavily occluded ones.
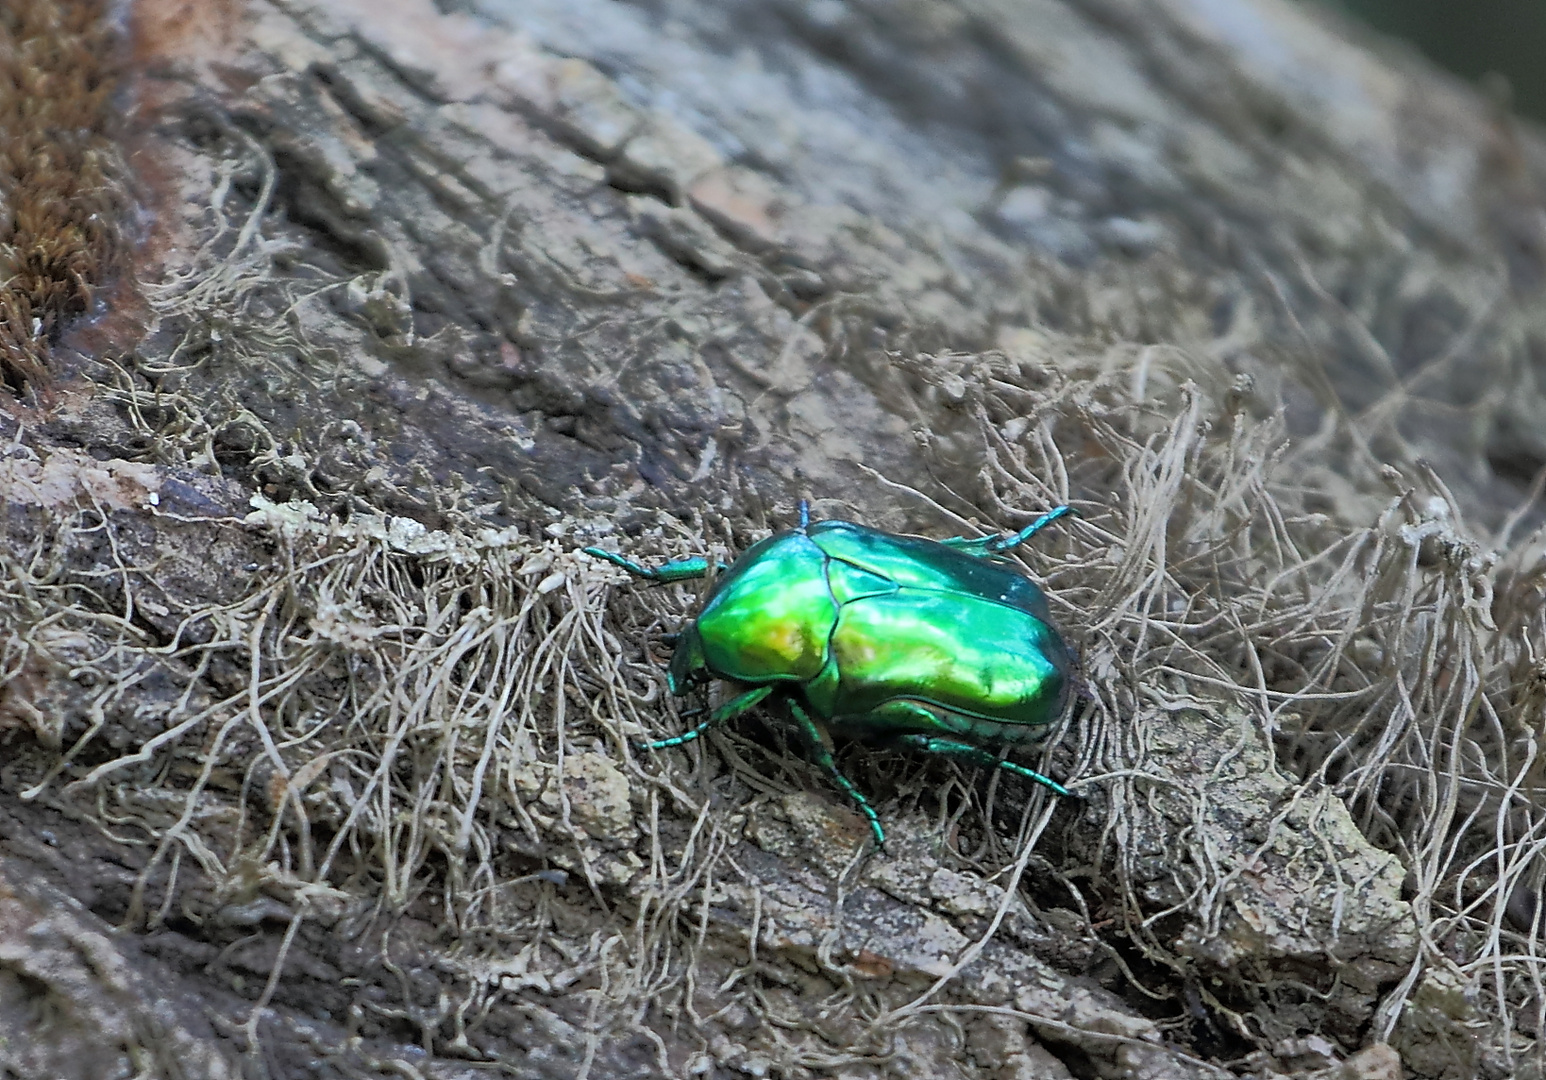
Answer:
[798,499,810,530]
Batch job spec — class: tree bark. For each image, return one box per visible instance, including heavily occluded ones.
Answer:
[1,0,1542,1077]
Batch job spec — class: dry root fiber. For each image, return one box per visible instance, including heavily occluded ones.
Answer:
[4,130,1546,1075]
[892,341,1543,1078]
[6,323,1546,1076]
[0,0,126,393]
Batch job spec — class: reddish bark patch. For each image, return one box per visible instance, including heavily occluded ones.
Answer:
[0,0,129,395]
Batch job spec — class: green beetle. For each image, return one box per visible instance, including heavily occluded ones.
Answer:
[585,502,1076,847]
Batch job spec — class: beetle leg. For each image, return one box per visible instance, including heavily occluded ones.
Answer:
[787,700,887,849]
[893,735,1075,798]
[798,499,810,531]
[941,505,1076,558]
[584,548,719,583]
[644,685,773,749]
[986,504,1076,554]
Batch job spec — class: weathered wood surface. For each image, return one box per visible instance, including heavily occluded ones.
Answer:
[2,0,1543,1077]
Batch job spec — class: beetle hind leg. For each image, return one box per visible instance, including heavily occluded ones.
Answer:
[584,547,718,583]
[893,734,1074,798]
[787,700,886,849]
[645,685,773,749]
[942,505,1076,558]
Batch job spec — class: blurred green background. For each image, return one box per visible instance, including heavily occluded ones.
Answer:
[1325,0,1546,122]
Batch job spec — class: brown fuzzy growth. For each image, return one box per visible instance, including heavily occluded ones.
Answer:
[0,0,125,394]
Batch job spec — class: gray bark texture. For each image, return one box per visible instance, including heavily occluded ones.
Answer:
[3,0,1546,1077]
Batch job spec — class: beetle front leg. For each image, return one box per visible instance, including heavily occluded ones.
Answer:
[787,700,887,849]
[892,735,1075,798]
[644,685,773,749]
[583,547,722,583]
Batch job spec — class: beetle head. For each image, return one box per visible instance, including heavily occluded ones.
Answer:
[666,624,711,695]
